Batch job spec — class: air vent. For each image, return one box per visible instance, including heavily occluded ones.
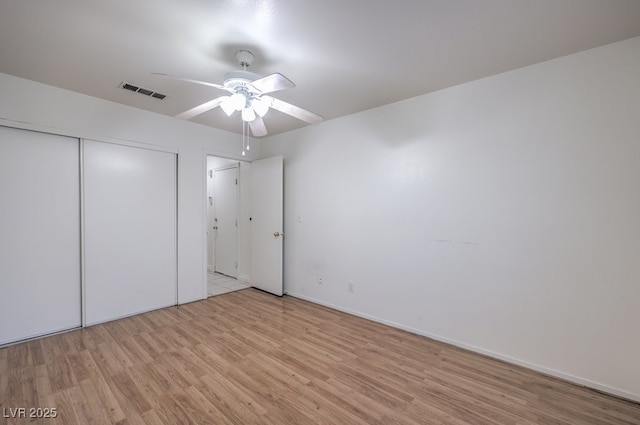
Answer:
[120,82,166,100]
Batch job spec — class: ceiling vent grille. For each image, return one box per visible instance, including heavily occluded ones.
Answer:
[120,82,166,100]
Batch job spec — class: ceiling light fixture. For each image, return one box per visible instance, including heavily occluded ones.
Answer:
[219,96,234,116]
[221,87,271,122]
[158,49,323,154]
[252,97,270,117]
[218,54,269,155]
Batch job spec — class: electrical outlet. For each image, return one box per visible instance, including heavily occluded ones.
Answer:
[348,281,355,293]
[318,276,323,285]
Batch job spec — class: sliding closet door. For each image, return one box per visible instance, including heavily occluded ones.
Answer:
[84,140,177,325]
[0,126,81,345]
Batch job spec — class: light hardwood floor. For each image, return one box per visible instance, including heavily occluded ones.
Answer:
[1,289,638,424]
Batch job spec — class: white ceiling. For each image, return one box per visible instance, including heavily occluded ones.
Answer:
[2,0,640,137]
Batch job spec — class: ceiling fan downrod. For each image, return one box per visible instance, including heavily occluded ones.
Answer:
[235,50,255,70]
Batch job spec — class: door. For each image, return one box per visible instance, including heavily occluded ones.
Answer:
[0,126,81,345]
[213,166,238,277]
[83,140,177,325]
[250,156,284,296]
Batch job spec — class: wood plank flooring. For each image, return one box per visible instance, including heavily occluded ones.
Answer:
[1,289,639,424]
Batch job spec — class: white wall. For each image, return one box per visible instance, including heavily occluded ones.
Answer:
[0,72,261,305]
[261,36,640,401]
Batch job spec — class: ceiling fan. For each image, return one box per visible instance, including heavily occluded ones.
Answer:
[154,50,323,137]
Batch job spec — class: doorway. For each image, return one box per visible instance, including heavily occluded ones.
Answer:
[213,165,238,277]
[204,154,284,298]
[206,156,251,297]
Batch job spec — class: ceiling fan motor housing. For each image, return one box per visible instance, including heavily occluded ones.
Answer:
[223,70,260,90]
[224,50,260,91]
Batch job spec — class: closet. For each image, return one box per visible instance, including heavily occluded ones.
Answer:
[0,126,177,345]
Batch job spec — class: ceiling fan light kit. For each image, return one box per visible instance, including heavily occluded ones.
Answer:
[241,106,256,122]
[252,97,270,117]
[229,92,247,111]
[155,49,323,152]
[218,96,234,116]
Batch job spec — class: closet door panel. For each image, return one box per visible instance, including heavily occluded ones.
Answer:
[0,126,81,345]
[84,140,177,325]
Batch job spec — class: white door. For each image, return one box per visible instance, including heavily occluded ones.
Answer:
[213,166,238,277]
[83,140,177,325]
[250,156,284,296]
[0,127,81,345]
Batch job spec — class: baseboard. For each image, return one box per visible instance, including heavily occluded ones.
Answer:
[0,325,81,348]
[285,291,640,404]
[84,302,177,327]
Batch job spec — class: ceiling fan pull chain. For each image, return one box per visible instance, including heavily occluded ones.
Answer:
[242,120,246,156]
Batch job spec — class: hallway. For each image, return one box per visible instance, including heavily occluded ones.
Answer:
[207,271,250,297]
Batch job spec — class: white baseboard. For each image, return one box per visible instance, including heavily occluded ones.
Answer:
[285,291,640,404]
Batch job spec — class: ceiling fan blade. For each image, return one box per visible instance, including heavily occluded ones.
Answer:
[267,96,323,124]
[151,73,230,92]
[248,116,268,137]
[249,73,295,94]
[175,97,228,120]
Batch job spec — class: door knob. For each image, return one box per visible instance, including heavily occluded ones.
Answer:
[274,231,281,237]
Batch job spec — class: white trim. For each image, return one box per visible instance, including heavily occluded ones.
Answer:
[0,118,178,154]
[214,163,240,172]
[286,291,640,404]
[174,153,179,306]
[202,153,209,300]
[0,325,81,349]
[79,139,87,327]
[84,302,177,327]
[81,137,178,154]
[202,147,248,162]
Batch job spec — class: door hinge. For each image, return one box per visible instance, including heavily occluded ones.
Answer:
[235,178,238,185]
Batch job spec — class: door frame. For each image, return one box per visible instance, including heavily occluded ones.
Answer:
[202,151,250,299]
